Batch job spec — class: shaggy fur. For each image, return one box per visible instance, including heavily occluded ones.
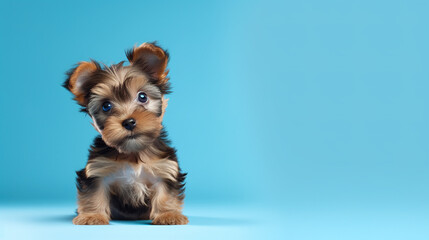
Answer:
[64,42,188,225]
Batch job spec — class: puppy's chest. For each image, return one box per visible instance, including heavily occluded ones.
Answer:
[103,163,158,199]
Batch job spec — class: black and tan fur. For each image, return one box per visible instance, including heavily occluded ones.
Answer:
[63,43,188,225]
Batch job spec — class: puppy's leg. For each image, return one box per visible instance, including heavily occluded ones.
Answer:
[73,178,110,225]
[150,184,188,225]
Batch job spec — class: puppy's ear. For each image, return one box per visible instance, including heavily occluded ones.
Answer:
[63,61,98,106]
[126,43,169,84]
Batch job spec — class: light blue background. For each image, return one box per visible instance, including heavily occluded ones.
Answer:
[1,0,428,239]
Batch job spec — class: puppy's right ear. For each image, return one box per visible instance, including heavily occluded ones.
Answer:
[63,61,98,106]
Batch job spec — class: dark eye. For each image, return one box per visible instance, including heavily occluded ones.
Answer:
[138,92,148,103]
[102,101,112,112]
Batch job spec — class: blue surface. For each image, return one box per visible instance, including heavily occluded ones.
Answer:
[1,0,429,239]
[1,202,429,240]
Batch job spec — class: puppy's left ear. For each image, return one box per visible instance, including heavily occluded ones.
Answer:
[63,61,98,106]
[126,42,169,84]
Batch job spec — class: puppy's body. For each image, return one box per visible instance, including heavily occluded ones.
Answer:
[64,43,188,225]
[76,133,186,223]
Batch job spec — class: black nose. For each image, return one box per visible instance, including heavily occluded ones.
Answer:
[122,118,136,131]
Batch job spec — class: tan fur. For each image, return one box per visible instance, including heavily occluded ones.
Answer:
[101,110,162,153]
[129,43,169,82]
[90,82,116,98]
[86,67,163,153]
[73,213,109,225]
[74,178,111,225]
[125,75,150,96]
[68,61,98,105]
[143,156,179,182]
[86,157,125,178]
[85,155,180,191]
[160,97,168,120]
[90,72,149,101]
[152,211,189,225]
[149,183,184,219]
[130,111,163,133]
[75,152,184,225]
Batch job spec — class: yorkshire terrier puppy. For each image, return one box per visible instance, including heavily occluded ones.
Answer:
[63,43,188,225]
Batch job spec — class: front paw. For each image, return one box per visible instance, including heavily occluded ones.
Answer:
[152,211,189,225]
[73,213,109,225]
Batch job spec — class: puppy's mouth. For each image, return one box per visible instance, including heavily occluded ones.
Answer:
[124,133,144,140]
[112,132,158,153]
[116,133,145,146]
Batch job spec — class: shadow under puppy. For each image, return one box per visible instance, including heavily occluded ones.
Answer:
[63,43,188,225]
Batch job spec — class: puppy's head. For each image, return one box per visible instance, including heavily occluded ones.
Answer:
[64,43,170,153]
